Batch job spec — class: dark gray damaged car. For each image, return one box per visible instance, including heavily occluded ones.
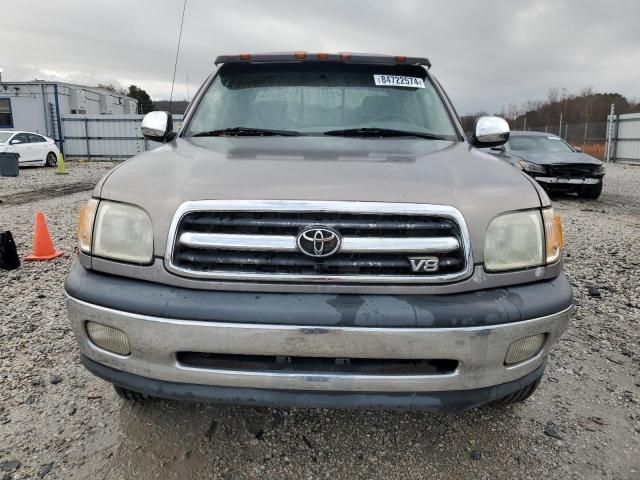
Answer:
[488,130,605,199]
[66,53,573,411]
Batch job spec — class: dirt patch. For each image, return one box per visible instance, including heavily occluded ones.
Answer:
[0,182,97,206]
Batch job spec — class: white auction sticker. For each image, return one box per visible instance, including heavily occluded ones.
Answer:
[373,75,425,88]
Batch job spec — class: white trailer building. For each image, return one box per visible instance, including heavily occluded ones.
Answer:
[0,81,138,154]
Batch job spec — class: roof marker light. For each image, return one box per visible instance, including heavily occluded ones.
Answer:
[239,53,251,61]
[294,52,307,59]
[395,55,407,63]
[340,53,352,61]
[317,53,329,60]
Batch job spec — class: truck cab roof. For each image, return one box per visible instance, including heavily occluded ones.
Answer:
[214,52,431,68]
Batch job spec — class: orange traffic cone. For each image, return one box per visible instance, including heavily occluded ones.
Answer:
[24,212,64,261]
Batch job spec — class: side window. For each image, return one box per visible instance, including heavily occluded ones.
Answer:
[28,134,46,143]
[12,133,30,144]
[0,98,13,128]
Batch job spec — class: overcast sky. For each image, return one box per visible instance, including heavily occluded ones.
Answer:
[2,0,639,114]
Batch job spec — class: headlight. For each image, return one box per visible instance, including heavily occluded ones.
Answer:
[79,200,153,263]
[484,210,544,271]
[518,160,546,174]
[593,164,605,174]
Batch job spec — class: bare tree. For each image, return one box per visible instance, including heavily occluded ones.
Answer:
[546,88,560,104]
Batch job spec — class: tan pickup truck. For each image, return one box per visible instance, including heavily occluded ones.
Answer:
[66,52,572,411]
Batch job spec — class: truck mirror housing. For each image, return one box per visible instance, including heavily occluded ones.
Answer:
[471,116,510,148]
[141,111,175,142]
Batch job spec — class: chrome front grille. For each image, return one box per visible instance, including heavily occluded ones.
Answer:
[165,201,473,283]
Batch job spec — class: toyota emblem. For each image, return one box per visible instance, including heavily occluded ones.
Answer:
[296,226,342,258]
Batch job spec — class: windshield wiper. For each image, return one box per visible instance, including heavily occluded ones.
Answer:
[191,127,301,137]
[323,128,449,140]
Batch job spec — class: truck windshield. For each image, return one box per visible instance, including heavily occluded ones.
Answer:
[185,63,459,139]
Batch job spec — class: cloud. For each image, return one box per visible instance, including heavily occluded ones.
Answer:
[2,0,638,114]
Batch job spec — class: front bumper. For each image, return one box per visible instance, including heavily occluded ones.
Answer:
[529,175,603,192]
[534,176,601,186]
[81,354,548,412]
[65,265,572,410]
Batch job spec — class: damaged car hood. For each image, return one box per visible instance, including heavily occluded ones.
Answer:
[507,150,602,166]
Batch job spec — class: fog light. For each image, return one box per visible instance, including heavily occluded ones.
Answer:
[505,334,545,365]
[86,322,131,355]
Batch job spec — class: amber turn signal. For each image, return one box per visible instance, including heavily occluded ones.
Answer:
[543,208,563,264]
[78,198,99,254]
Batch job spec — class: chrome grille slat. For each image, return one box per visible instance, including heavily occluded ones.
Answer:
[179,232,460,253]
[180,233,297,251]
[342,237,458,253]
[165,200,473,284]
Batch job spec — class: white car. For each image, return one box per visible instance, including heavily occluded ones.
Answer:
[0,131,60,167]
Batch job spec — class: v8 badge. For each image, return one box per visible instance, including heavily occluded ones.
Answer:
[408,256,439,273]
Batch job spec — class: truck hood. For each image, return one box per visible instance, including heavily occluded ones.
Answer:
[508,150,602,166]
[97,136,543,260]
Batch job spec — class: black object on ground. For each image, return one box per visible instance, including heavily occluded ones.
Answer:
[0,231,20,270]
[543,422,563,440]
[588,287,602,297]
[0,152,19,177]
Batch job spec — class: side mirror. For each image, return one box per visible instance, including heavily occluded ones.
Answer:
[573,146,582,153]
[470,116,510,148]
[141,111,175,142]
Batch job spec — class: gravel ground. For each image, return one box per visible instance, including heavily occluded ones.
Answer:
[0,162,638,480]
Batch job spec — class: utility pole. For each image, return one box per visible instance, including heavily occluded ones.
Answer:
[53,83,64,156]
[523,116,527,131]
[605,103,616,163]
[558,111,563,136]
